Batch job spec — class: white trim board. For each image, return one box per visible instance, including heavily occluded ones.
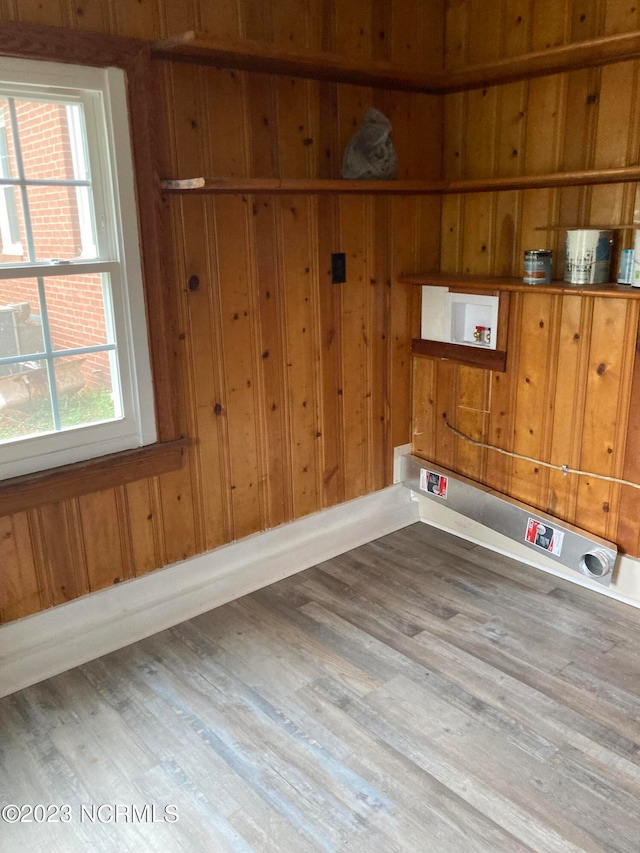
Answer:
[0,484,419,698]
[414,492,640,610]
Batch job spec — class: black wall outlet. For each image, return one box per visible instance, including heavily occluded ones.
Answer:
[331,252,346,284]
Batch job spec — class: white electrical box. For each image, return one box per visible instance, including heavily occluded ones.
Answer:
[421,286,499,350]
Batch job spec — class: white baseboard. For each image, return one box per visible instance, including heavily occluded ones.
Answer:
[0,484,419,698]
[414,493,640,610]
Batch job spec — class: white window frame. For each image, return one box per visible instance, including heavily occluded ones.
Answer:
[0,57,156,481]
[0,119,22,256]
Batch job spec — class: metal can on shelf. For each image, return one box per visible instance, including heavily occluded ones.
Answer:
[617,249,634,284]
[523,249,553,284]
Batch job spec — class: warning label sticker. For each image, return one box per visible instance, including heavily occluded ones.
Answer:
[525,518,564,556]
[419,468,449,499]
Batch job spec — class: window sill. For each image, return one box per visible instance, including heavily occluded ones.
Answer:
[0,438,187,517]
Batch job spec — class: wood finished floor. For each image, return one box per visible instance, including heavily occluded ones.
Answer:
[1,522,640,853]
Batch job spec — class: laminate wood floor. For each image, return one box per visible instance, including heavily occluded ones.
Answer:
[2,522,640,853]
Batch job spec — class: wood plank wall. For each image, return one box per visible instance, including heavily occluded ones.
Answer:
[412,0,640,554]
[0,0,444,623]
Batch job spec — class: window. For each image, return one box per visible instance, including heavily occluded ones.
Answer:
[0,56,156,481]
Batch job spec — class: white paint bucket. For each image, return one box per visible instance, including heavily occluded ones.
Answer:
[564,229,613,284]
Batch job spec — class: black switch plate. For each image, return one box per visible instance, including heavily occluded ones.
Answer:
[331,252,346,284]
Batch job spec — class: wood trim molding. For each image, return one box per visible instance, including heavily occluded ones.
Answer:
[412,338,508,372]
[0,440,187,518]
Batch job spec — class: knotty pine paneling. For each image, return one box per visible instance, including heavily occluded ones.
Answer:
[411,0,640,554]
[0,0,443,623]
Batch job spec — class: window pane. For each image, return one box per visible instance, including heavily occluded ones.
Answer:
[44,272,110,350]
[0,280,45,371]
[0,357,54,441]
[27,184,97,261]
[0,183,26,262]
[57,355,116,429]
[14,99,90,182]
[0,100,16,178]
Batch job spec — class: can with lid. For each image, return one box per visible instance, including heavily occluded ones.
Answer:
[524,249,552,284]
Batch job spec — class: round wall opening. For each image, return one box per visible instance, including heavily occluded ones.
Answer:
[579,550,611,579]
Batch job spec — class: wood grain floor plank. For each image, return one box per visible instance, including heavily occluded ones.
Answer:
[1,522,639,852]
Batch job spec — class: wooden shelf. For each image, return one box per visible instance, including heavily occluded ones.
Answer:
[161,166,640,196]
[152,30,640,94]
[151,31,444,93]
[399,272,640,298]
[412,338,507,371]
[160,177,444,194]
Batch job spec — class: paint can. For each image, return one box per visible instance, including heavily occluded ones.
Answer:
[523,249,552,284]
[617,249,634,284]
[632,231,640,287]
[564,229,613,284]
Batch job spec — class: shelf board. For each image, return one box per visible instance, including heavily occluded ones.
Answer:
[151,31,444,93]
[161,166,640,196]
[152,30,640,94]
[412,339,507,372]
[400,272,640,298]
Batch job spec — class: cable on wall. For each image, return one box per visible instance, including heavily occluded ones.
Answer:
[444,419,640,491]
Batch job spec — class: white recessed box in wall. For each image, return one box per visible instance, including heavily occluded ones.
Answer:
[421,286,499,350]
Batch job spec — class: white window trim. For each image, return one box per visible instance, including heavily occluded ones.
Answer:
[0,58,156,481]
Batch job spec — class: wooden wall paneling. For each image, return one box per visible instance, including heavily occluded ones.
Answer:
[466,0,502,64]
[66,0,112,33]
[411,356,437,461]
[317,194,344,507]
[390,196,421,449]
[242,0,274,42]
[464,88,498,179]
[124,479,164,576]
[617,331,640,553]
[444,0,468,71]
[250,209,291,528]
[196,0,241,40]
[440,194,463,272]
[502,0,532,57]
[316,80,343,507]
[77,489,129,591]
[387,0,443,72]
[277,194,322,518]
[35,503,89,607]
[530,0,571,49]
[182,196,232,551]
[433,360,459,469]
[461,193,493,275]
[604,0,640,34]
[157,0,196,37]
[545,296,592,524]
[339,193,373,501]
[333,0,373,59]
[574,298,639,539]
[156,61,204,564]
[275,72,322,519]
[0,512,42,622]
[211,192,266,539]
[110,0,160,39]
[485,292,521,494]
[453,365,491,481]
[507,292,556,507]
[371,193,391,490]
[15,0,66,27]
[270,0,317,49]
[571,0,606,40]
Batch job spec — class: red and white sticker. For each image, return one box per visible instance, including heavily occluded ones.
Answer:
[525,518,564,556]
[419,468,448,499]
